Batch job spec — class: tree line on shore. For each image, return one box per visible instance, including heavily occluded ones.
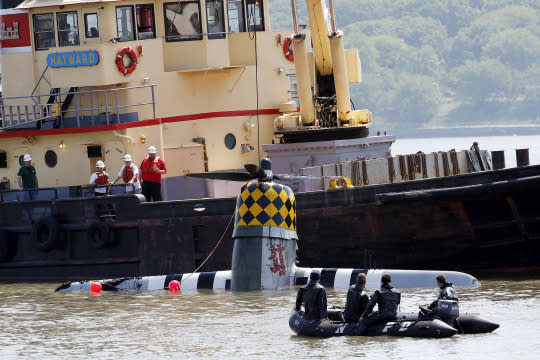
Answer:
[270,0,540,130]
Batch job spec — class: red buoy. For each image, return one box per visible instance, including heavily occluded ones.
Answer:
[168,280,180,293]
[90,282,102,296]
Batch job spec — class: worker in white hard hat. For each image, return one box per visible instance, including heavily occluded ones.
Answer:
[89,160,110,196]
[112,154,141,194]
[140,145,167,202]
[17,154,39,220]
[17,154,39,197]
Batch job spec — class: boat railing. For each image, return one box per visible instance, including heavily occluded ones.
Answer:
[0,184,139,202]
[0,84,156,130]
[0,187,58,203]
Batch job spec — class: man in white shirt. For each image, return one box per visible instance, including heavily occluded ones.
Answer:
[89,160,109,196]
[111,154,141,194]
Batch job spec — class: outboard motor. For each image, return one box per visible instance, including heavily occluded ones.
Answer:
[436,300,460,325]
[231,165,298,291]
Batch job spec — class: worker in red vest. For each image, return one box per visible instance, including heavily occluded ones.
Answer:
[89,160,110,196]
[140,146,166,201]
[112,154,141,194]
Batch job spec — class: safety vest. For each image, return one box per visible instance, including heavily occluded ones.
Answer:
[142,156,160,174]
[378,287,401,317]
[94,171,109,185]
[122,165,137,183]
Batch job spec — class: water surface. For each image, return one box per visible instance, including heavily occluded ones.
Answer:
[1,280,538,359]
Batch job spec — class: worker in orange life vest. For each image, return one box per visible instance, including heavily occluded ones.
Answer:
[140,146,166,202]
[112,154,141,194]
[89,160,110,196]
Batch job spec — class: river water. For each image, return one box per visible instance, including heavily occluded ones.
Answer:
[0,280,539,359]
[2,135,540,359]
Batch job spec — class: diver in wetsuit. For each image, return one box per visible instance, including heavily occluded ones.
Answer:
[295,270,328,321]
[343,273,369,323]
[419,273,459,319]
[430,273,458,307]
[357,273,401,332]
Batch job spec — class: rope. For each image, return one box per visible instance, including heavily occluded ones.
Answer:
[179,210,236,286]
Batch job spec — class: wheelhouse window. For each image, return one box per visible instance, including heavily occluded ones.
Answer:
[57,12,79,46]
[136,4,156,40]
[206,0,225,39]
[33,13,56,50]
[116,6,135,41]
[164,1,202,41]
[84,13,99,38]
[227,0,245,33]
[246,0,264,32]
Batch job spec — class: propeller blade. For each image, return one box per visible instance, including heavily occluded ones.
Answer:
[244,164,265,179]
[186,172,254,182]
[273,174,321,181]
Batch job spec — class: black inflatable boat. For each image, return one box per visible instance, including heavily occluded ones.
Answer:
[289,310,458,338]
[395,313,499,334]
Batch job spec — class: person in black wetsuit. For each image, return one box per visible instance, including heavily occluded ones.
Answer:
[295,270,328,321]
[343,273,369,323]
[357,273,401,332]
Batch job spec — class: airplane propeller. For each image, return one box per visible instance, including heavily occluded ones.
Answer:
[186,159,321,182]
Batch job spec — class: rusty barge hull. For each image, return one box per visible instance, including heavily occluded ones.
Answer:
[1,165,540,282]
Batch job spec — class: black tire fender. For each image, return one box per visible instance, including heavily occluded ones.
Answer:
[32,216,60,251]
[87,222,111,249]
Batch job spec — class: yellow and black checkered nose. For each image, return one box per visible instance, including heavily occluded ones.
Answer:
[235,181,296,231]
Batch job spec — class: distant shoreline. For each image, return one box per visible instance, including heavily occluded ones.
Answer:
[381,125,540,139]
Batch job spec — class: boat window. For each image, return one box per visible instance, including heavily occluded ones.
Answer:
[227,0,245,33]
[116,6,136,42]
[163,1,202,42]
[206,0,225,39]
[246,0,264,32]
[84,13,99,38]
[44,150,58,168]
[57,12,80,47]
[33,13,56,50]
[136,4,156,40]
[224,133,236,149]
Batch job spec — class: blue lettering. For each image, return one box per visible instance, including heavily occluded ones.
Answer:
[47,51,100,67]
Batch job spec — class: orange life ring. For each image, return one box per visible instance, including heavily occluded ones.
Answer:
[115,46,138,75]
[283,36,294,62]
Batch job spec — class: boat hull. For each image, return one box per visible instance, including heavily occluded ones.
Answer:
[1,165,540,282]
[289,310,458,338]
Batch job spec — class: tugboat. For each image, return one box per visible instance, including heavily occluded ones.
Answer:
[1,0,539,282]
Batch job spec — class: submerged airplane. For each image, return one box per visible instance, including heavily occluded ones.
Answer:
[56,159,478,293]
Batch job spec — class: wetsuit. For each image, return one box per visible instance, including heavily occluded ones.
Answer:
[343,284,369,323]
[360,283,401,327]
[429,282,458,309]
[295,280,328,320]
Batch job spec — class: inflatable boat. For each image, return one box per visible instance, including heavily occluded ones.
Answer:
[395,312,499,334]
[289,310,458,338]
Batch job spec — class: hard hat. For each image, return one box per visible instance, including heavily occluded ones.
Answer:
[23,154,32,162]
[96,160,105,168]
[148,146,157,154]
[123,154,132,161]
